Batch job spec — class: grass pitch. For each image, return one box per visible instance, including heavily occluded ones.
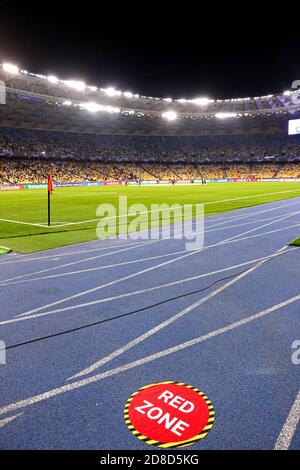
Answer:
[1,182,300,253]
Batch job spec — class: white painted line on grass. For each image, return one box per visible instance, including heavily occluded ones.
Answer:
[0,218,48,228]
[4,189,298,230]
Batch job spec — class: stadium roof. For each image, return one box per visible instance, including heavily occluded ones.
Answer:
[1,63,300,136]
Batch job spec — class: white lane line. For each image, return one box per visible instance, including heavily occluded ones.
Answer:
[0,218,48,228]
[0,413,23,429]
[0,211,293,287]
[199,199,300,229]
[1,220,300,326]
[11,212,290,320]
[68,247,289,380]
[203,189,300,206]
[274,389,300,450]
[0,253,287,326]
[0,250,188,287]
[0,240,153,266]
[204,201,297,224]
[204,200,300,229]
[0,291,299,418]
[12,210,300,321]
[0,240,154,286]
[1,198,298,268]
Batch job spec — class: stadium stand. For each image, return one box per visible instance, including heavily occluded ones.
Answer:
[0,63,300,184]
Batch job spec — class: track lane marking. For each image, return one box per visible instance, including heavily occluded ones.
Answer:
[12,212,300,321]
[274,389,300,450]
[0,210,295,287]
[0,240,155,287]
[0,289,299,420]
[68,246,289,380]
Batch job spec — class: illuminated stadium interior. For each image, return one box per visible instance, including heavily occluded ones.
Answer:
[0,62,300,184]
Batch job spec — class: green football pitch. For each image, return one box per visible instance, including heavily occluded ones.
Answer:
[1,182,300,253]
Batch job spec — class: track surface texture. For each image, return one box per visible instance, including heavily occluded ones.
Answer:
[1,197,300,450]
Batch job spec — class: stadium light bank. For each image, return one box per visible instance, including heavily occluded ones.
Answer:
[162,110,177,121]
[1,61,298,111]
[215,112,238,119]
[80,102,120,113]
[2,62,19,74]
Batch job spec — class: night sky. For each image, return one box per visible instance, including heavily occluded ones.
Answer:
[0,1,298,100]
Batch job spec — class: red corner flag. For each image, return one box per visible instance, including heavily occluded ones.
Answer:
[48,174,54,193]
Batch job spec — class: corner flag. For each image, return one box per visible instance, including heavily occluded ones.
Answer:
[47,174,54,226]
[48,174,54,193]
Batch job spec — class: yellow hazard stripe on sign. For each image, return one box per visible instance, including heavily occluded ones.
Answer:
[124,381,215,449]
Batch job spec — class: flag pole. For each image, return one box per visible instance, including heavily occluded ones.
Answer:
[47,174,54,227]
[48,188,51,227]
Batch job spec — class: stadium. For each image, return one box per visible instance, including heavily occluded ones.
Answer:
[1,56,300,454]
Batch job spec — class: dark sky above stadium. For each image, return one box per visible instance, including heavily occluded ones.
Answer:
[0,1,298,100]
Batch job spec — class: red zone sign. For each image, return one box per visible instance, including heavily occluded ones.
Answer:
[124,381,214,448]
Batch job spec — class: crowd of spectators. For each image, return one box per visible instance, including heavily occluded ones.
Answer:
[0,127,300,163]
[1,126,300,185]
[1,158,300,185]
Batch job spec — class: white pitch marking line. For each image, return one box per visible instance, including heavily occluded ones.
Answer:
[13,212,296,320]
[0,211,293,287]
[13,189,300,229]
[0,218,48,228]
[274,389,300,450]
[68,246,289,380]
[0,290,299,419]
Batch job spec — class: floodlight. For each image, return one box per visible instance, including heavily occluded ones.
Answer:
[62,100,72,106]
[80,102,120,113]
[123,91,133,98]
[63,80,86,91]
[3,63,19,74]
[47,75,59,84]
[103,87,122,97]
[283,90,291,96]
[215,112,238,119]
[163,98,172,102]
[190,97,211,105]
[162,111,177,121]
